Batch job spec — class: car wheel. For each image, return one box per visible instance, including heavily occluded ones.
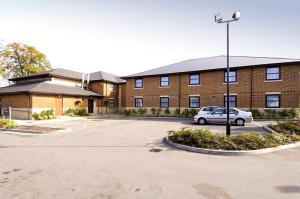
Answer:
[236,118,245,126]
[198,118,206,125]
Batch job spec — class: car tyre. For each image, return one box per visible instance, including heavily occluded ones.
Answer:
[236,118,245,126]
[198,118,207,125]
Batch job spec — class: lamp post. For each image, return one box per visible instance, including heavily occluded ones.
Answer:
[215,11,240,136]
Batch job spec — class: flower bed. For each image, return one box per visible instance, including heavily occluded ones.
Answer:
[168,128,300,151]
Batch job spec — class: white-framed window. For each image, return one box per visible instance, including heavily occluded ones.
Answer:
[135,98,143,107]
[266,66,280,80]
[160,97,169,108]
[189,96,200,108]
[224,70,237,83]
[266,94,280,108]
[189,74,200,85]
[160,76,169,87]
[135,78,143,88]
[224,95,237,107]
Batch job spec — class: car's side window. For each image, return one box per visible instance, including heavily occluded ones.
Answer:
[213,109,224,114]
[203,107,210,111]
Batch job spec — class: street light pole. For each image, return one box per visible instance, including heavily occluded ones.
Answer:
[226,22,230,136]
[215,11,240,136]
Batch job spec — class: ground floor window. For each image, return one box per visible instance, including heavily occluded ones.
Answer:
[108,99,114,108]
[135,98,143,107]
[224,95,237,107]
[160,97,169,108]
[189,96,200,108]
[266,94,280,108]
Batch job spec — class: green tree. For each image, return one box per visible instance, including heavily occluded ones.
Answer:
[0,42,51,79]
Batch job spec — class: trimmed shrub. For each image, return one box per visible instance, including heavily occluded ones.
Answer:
[0,119,18,129]
[278,109,289,119]
[150,108,156,115]
[124,109,131,116]
[64,108,89,117]
[264,109,278,119]
[168,128,300,151]
[32,109,55,120]
[189,109,198,117]
[182,109,190,118]
[288,108,298,118]
[173,108,180,117]
[156,108,162,116]
[249,109,264,119]
[131,109,138,115]
[138,108,147,115]
[164,108,171,115]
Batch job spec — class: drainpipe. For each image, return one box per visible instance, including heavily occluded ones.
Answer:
[178,73,182,116]
[250,68,253,109]
[105,83,108,114]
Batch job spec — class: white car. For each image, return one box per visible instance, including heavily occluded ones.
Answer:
[193,107,253,126]
[198,106,220,114]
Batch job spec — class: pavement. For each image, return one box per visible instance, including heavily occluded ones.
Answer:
[0,117,299,199]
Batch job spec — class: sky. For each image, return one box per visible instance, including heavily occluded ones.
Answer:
[0,0,299,76]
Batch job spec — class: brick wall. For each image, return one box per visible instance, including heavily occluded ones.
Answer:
[125,64,300,109]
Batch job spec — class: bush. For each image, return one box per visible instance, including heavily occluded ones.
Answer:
[278,109,289,119]
[32,109,55,120]
[0,119,18,129]
[156,108,162,116]
[264,109,278,119]
[150,108,156,115]
[164,108,171,115]
[131,109,138,115]
[124,109,131,116]
[269,121,300,135]
[168,128,300,151]
[189,109,198,117]
[64,108,89,117]
[138,108,147,115]
[173,108,180,117]
[249,109,264,119]
[182,109,190,118]
[288,108,298,118]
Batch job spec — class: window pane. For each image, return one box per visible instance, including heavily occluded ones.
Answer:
[267,67,280,80]
[135,98,143,107]
[135,79,143,88]
[189,74,200,85]
[160,97,169,108]
[108,99,114,108]
[266,95,280,108]
[189,97,200,108]
[224,96,236,107]
[160,76,169,87]
[224,71,237,82]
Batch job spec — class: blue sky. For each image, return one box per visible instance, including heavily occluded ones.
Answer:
[0,0,299,75]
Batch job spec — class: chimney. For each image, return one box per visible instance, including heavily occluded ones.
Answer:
[87,73,90,88]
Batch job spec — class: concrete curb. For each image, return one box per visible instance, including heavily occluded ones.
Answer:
[0,128,70,136]
[164,137,300,156]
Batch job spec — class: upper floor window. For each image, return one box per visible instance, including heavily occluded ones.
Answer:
[189,74,200,85]
[160,76,169,87]
[224,95,237,107]
[266,94,280,108]
[135,98,143,107]
[224,70,237,83]
[189,96,200,108]
[160,97,169,108]
[266,66,280,80]
[135,78,143,88]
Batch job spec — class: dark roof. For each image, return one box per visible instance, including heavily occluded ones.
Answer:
[89,71,126,83]
[0,81,101,97]
[9,68,83,81]
[9,68,126,83]
[124,56,300,78]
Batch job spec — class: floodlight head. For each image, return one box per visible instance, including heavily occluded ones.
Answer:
[232,11,241,20]
[215,13,223,23]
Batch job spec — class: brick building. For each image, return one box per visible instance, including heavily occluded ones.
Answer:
[123,56,300,113]
[0,69,125,119]
[1,55,300,119]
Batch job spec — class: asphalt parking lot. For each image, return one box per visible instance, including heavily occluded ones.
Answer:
[0,117,299,199]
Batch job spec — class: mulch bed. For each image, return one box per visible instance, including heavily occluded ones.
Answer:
[12,125,62,133]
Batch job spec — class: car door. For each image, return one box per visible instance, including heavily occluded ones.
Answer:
[223,108,238,123]
[207,108,225,123]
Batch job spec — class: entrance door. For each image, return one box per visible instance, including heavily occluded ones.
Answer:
[88,99,94,113]
[55,97,63,115]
